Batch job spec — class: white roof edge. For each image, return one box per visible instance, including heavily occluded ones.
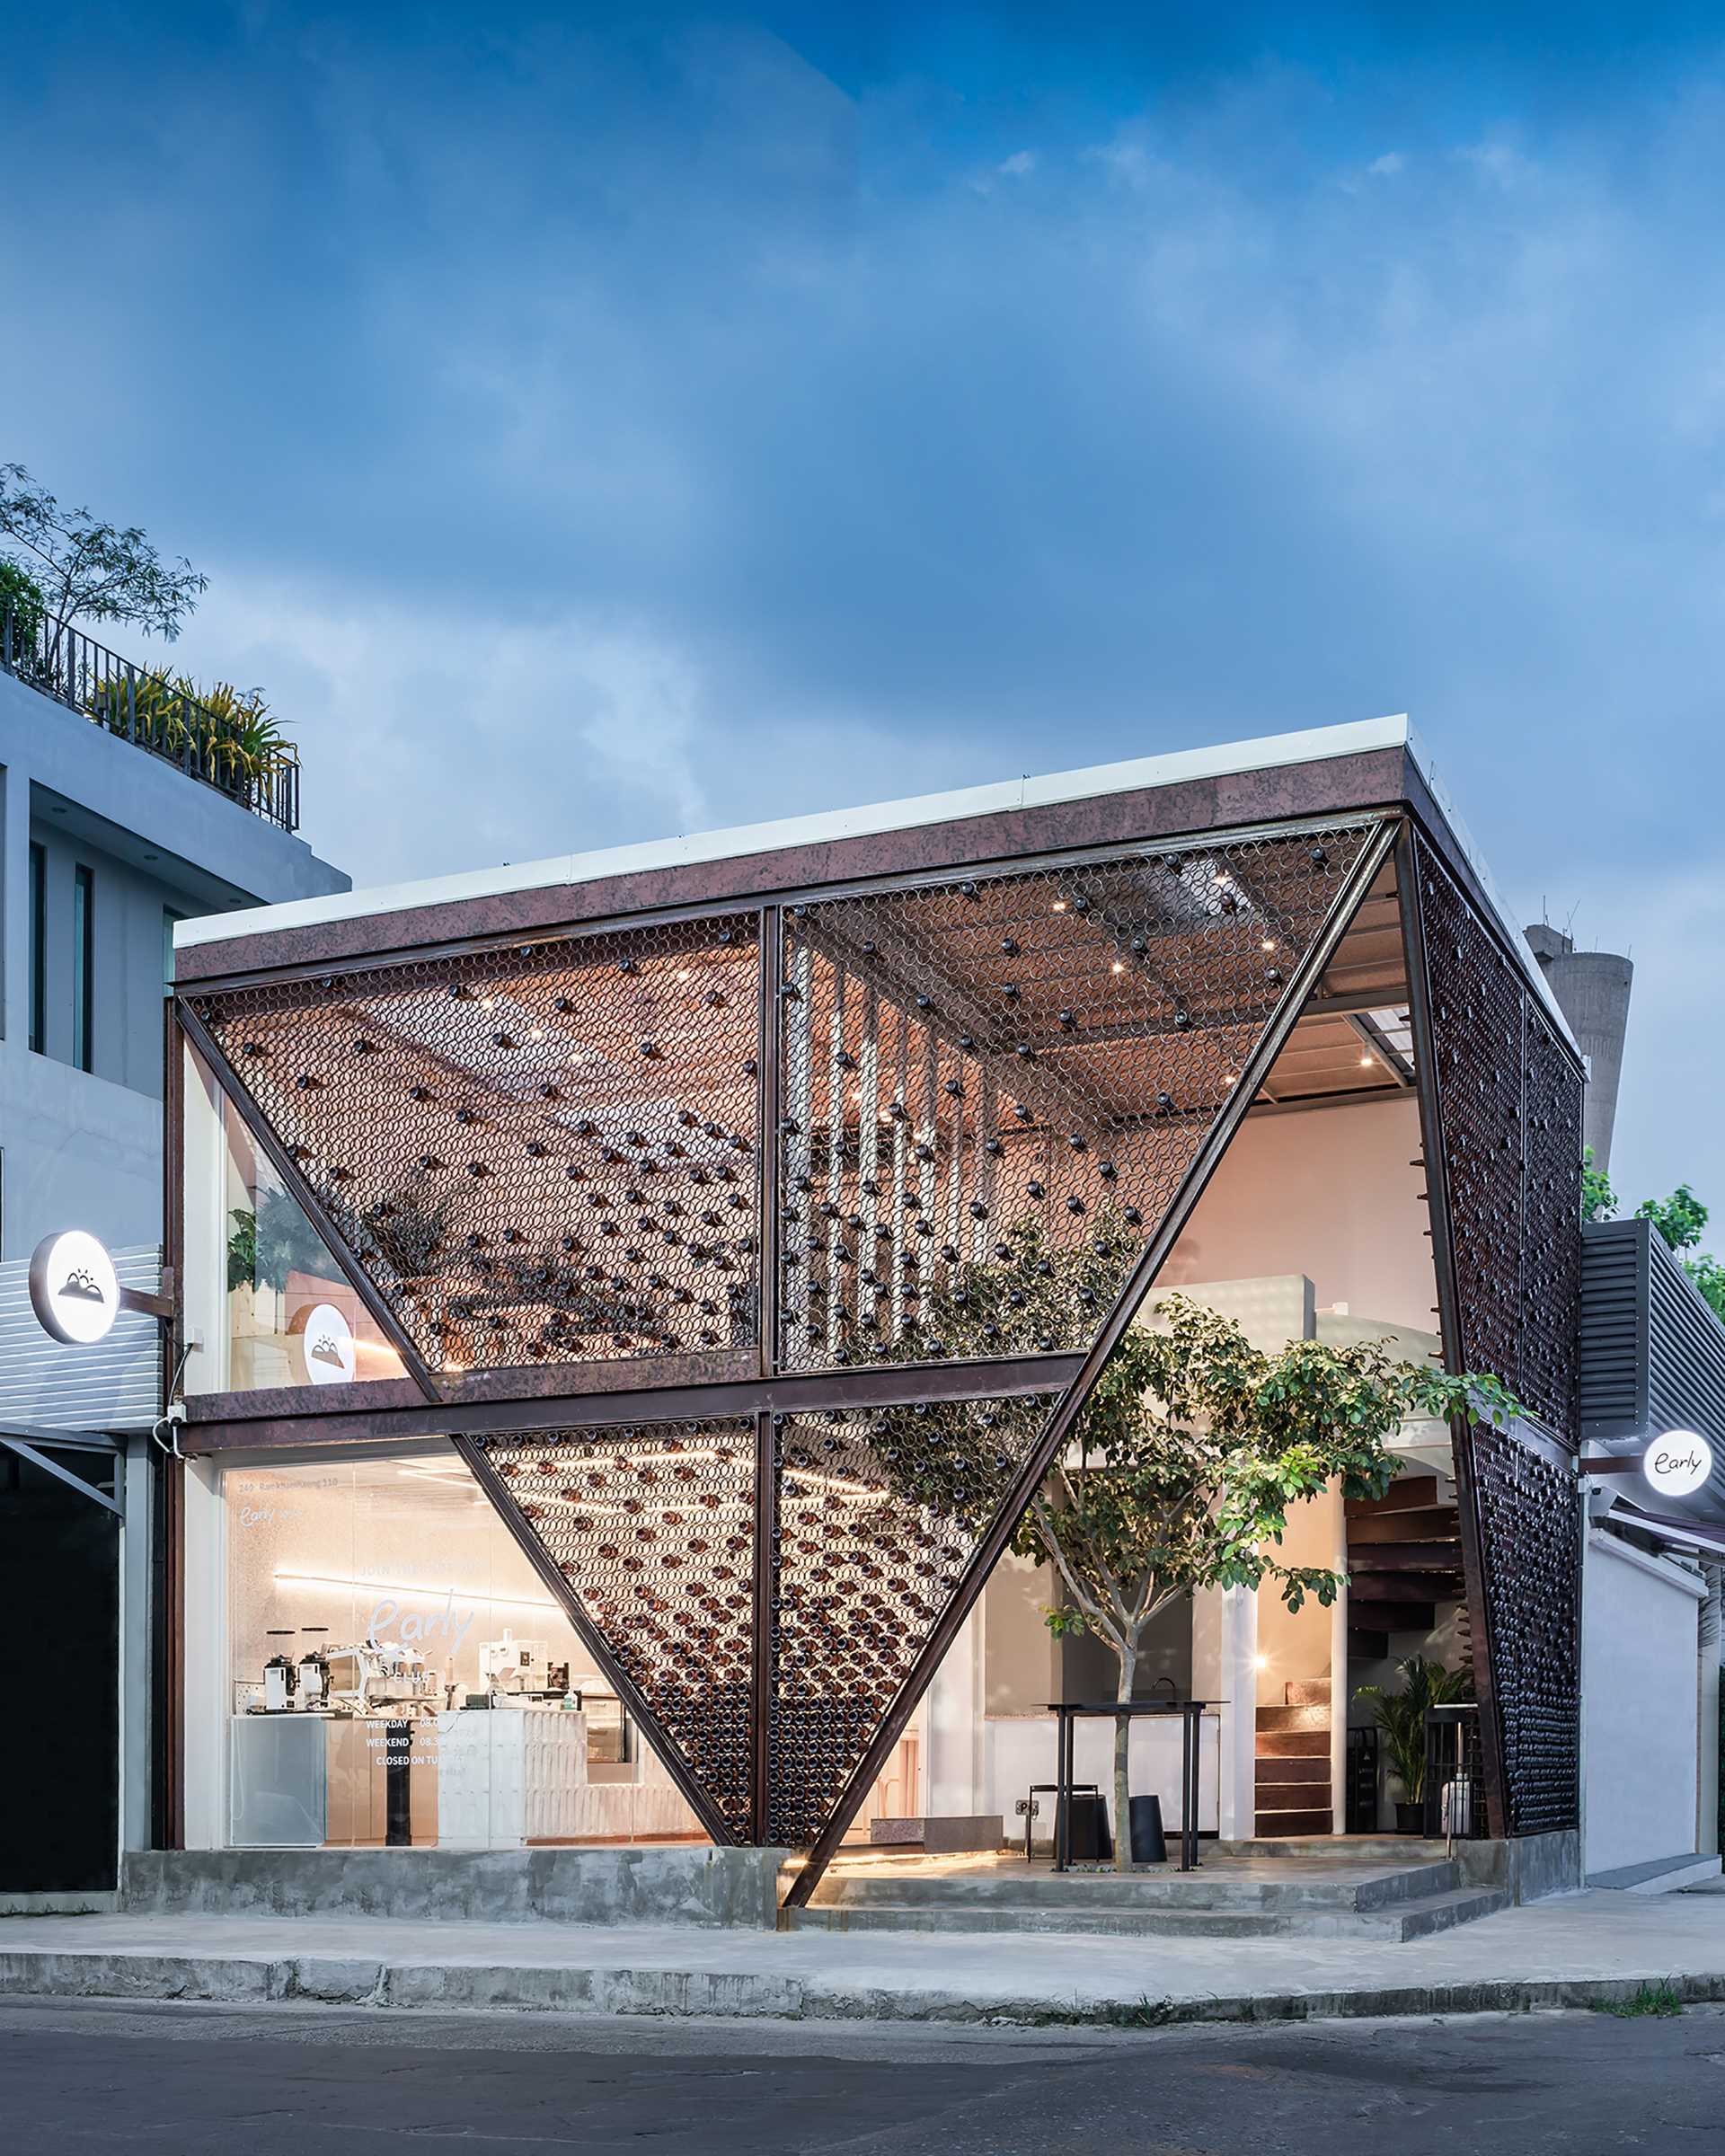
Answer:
[169,709,1574,1055]
[174,716,1411,951]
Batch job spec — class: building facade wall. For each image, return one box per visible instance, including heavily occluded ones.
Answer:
[1582,1530,1704,1877]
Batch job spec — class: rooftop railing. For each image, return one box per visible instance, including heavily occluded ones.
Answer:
[1,601,300,833]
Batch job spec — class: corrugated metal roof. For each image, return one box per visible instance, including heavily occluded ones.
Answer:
[0,1246,163,1433]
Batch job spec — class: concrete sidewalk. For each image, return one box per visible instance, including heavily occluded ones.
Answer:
[2,1888,1723,2027]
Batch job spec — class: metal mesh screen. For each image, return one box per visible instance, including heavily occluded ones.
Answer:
[1420,850,1525,1397]
[775,825,1378,1374]
[1467,1424,1581,1837]
[1520,1008,1585,1437]
[1414,833,1583,1436]
[480,1418,757,1839]
[192,917,762,1376]
[766,1390,1055,1846]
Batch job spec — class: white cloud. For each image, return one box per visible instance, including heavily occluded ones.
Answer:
[184,579,713,883]
[1367,151,1406,176]
[997,150,1037,179]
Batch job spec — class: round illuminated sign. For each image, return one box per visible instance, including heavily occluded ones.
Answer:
[300,1303,357,1385]
[29,1231,120,1346]
[1644,1429,1714,1499]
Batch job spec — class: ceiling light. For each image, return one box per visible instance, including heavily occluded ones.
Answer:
[1359,1053,1375,1067]
[1261,939,1276,951]
[1110,961,1125,975]
[1051,900,1067,912]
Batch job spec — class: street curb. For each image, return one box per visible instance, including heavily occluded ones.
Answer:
[1,1951,1722,2027]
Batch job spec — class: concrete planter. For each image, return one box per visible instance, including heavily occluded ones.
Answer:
[122,1845,790,1930]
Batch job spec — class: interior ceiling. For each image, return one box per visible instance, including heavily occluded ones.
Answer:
[1255,858,1411,1110]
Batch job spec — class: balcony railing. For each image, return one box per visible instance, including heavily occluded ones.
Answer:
[1,602,300,833]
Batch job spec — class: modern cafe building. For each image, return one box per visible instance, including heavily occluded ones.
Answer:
[138,715,1722,1918]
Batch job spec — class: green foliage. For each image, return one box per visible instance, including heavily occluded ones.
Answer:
[869,1213,1517,1652]
[0,557,45,640]
[0,462,206,643]
[87,665,295,782]
[1687,1253,1725,1330]
[1597,1980,1685,2019]
[1581,1145,1616,1224]
[1637,1183,1709,1253]
[226,1186,334,1295]
[1355,1654,1473,1803]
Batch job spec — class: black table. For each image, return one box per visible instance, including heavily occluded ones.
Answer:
[1047,1701,1213,1872]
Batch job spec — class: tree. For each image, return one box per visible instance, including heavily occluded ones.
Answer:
[868,1217,1518,1869]
[1581,1145,1616,1224]
[1635,1183,1725,1328]
[1638,1183,1708,1253]
[0,463,206,661]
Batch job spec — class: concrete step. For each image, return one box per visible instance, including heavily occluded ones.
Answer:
[1256,1755,1329,1786]
[1256,1728,1330,1758]
[1283,1678,1331,1706]
[791,1881,1505,1943]
[809,1859,1459,1916]
[1255,1808,1333,1837]
[1255,1703,1330,1735]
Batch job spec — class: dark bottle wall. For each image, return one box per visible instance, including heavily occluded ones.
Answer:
[0,1447,119,1892]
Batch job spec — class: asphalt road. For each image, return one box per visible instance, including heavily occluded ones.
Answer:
[3,1995,1724,2153]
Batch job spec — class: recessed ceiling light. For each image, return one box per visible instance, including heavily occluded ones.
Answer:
[1261,938,1276,950]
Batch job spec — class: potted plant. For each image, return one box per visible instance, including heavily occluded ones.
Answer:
[1356,1656,1473,1833]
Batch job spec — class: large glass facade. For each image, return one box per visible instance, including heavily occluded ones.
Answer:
[222,1445,703,1849]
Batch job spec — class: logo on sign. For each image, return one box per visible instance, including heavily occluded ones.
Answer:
[299,1303,357,1385]
[29,1231,119,1345]
[1643,1429,1713,1499]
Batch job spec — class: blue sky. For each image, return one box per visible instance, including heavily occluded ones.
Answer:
[4,2,1723,1218]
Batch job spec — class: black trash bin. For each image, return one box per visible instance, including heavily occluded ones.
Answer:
[1061,1789,1114,1861]
[1128,1794,1167,1865]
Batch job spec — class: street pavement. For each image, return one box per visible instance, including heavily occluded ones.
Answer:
[1,1993,1723,2152]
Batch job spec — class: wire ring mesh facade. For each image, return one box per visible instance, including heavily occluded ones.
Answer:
[180,796,1586,1869]
[192,915,762,1376]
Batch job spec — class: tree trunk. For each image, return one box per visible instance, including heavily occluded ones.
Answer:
[1112,1643,1137,1872]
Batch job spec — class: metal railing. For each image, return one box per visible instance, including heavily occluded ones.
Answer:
[0,602,300,833]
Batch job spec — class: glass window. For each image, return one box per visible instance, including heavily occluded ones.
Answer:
[182,1041,409,1395]
[73,862,93,1072]
[27,842,44,1054]
[222,1448,697,1850]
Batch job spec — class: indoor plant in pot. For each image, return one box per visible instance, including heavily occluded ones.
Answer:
[1356,1656,1473,1833]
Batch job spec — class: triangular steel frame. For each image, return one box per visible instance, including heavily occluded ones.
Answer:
[777,815,1401,1905]
[176,814,1401,1896]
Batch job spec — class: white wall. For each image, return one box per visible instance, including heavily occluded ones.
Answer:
[1161,1094,1436,1339]
[1583,1531,1705,1878]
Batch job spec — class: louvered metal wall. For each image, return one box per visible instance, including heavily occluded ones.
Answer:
[0,1246,163,1432]
[1580,1215,1725,1510]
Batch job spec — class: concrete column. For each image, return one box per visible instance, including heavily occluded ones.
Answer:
[181,1457,227,1850]
[1202,1584,1257,1840]
[924,1610,982,1816]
